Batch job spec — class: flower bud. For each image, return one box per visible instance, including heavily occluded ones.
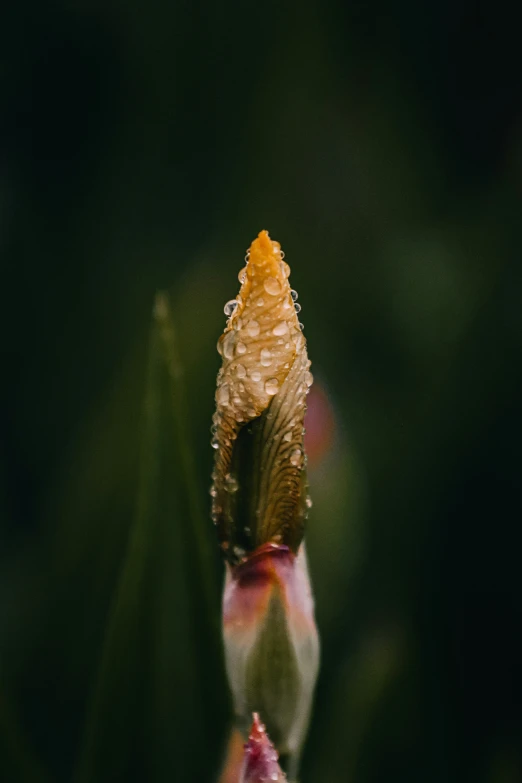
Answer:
[240,713,286,783]
[210,230,313,564]
[223,542,319,766]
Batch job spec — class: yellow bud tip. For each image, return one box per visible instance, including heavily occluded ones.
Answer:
[248,230,282,274]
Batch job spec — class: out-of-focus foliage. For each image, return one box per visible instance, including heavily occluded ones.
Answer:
[1,1,521,782]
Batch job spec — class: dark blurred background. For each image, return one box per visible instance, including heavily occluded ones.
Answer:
[1,1,521,782]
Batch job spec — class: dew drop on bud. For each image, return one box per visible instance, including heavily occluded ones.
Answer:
[294,302,302,313]
[216,383,230,406]
[260,348,273,367]
[280,260,290,278]
[236,341,247,355]
[250,370,261,382]
[223,332,235,359]
[256,297,264,307]
[290,448,302,466]
[238,267,247,283]
[225,473,239,493]
[246,319,260,337]
[236,363,246,378]
[265,377,279,396]
[283,431,292,442]
[291,289,298,302]
[224,299,238,317]
[272,321,289,336]
[263,277,281,296]
[305,370,314,387]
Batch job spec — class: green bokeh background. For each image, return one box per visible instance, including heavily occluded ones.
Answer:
[1,2,521,782]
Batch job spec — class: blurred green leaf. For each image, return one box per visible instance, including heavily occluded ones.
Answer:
[73,293,230,783]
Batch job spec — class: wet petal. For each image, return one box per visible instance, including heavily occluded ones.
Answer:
[211,231,313,564]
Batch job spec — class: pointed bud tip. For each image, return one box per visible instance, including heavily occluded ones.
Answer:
[249,712,266,742]
[248,230,282,274]
[240,713,285,782]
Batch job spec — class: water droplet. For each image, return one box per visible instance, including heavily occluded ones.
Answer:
[285,342,290,349]
[294,302,302,313]
[280,250,285,259]
[306,496,313,509]
[225,473,239,493]
[256,297,264,307]
[263,277,281,296]
[280,261,290,278]
[283,299,292,310]
[294,333,304,350]
[250,370,261,382]
[260,348,272,366]
[305,370,314,387]
[236,363,246,378]
[216,383,230,405]
[238,266,247,283]
[216,337,223,355]
[244,250,251,262]
[246,319,260,337]
[224,299,238,317]
[236,341,247,355]
[298,321,305,331]
[211,438,219,449]
[272,321,288,337]
[291,289,298,301]
[265,377,279,395]
[283,431,292,442]
[209,485,217,497]
[271,773,279,781]
[290,448,302,466]
[233,545,245,560]
[246,407,256,417]
[223,332,235,359]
